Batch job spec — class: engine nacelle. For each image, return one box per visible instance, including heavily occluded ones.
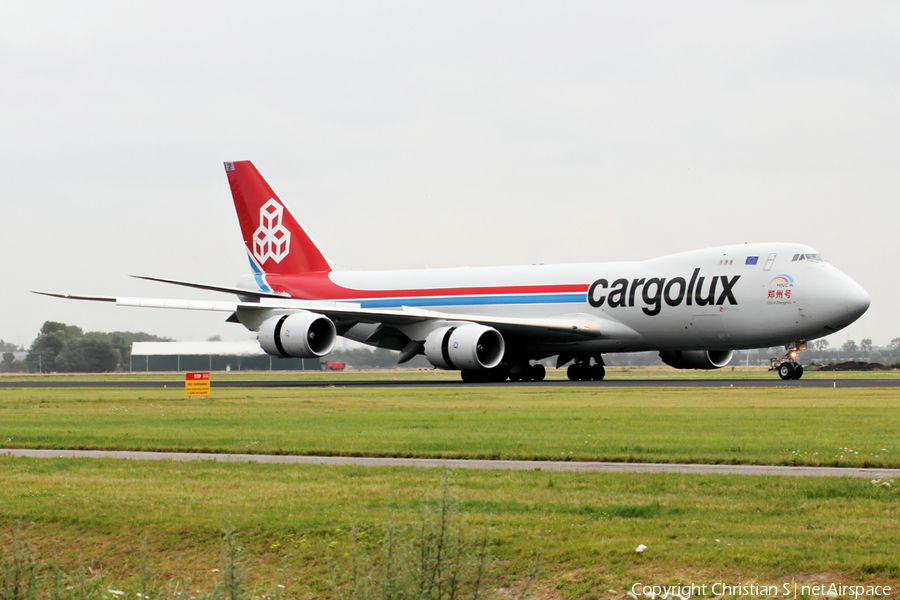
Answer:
[423,324,505,371]
[659,350,734,370]
[258,311,336,358]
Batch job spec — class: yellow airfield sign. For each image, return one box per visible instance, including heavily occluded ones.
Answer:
[185,372,210,397]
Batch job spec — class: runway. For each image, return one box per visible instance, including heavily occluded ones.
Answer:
[1,377,898,388]
[4,448,899,478]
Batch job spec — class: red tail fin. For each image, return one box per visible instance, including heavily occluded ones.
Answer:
[225,161,332,275]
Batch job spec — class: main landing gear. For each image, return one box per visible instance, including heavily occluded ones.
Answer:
[458,356,605,383]
[566,358,605,381]
[508,363,546,382]
[460,363,546,383]
[773,343,806,380]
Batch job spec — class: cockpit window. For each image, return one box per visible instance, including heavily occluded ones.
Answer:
[791,253,824,262]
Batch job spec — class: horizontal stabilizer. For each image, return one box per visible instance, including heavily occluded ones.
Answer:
[131,275,290,300]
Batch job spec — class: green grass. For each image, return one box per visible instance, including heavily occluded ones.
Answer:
[1,387,899,468]
[2,386,899,597]
[1,458,898,598]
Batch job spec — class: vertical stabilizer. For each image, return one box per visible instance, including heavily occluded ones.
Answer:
[225,161,332,275]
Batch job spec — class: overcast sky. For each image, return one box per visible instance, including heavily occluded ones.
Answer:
[2,1,897,350]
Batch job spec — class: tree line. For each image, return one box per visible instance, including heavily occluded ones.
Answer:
[20,321,171,373]
[801,337,900,366]
[0,339,25,371]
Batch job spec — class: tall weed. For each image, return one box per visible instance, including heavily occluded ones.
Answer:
[195,519,247,600]
[333,480,492,600]
[0,520,39,600]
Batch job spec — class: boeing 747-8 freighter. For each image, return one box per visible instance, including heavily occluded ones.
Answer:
[38,161,870,382]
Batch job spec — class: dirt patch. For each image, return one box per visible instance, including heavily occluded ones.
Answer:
[815,361,897,371]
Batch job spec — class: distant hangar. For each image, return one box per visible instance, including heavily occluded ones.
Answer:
[130,341,320,372]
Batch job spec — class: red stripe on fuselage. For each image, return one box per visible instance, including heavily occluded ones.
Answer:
[265,272,588,301]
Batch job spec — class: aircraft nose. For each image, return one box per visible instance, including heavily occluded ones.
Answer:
[845,280,870,321]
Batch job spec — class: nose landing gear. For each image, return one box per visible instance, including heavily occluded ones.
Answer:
[773,343,806,380]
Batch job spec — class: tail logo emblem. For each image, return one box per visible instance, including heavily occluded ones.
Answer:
[253,199,291,264]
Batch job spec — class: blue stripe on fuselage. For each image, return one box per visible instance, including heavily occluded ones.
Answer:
[356,293,587,308]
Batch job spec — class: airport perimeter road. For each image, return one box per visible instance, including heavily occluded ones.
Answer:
[2,378,899,389]
[5,449,900,479]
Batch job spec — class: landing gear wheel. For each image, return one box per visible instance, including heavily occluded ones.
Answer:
[590,364,606,381]
[567,363,593,381]
[531,364,546,382]
[791,364,803,380]
[520,368,533,382]
[509,372,521,382]
[778,362,795,380]
[461,369,480,383]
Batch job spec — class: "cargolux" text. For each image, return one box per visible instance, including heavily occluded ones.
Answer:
[588,268,739,316]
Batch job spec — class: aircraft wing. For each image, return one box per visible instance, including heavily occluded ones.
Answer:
[32,291,641,344]
[317,304,636,342]
[33,291,240,312]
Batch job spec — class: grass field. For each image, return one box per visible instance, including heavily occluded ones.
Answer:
[1,387,898,468]
[1,384,899,598]
[1,458,898,598]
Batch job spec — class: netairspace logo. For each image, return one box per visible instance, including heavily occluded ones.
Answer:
[629,581,893,599]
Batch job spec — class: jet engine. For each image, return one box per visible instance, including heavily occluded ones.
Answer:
[258,311,336,358]
[659,350,734,370]
[423,324,505,371]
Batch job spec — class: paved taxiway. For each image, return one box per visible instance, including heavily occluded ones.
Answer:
[2,378,899,388]
[5,449,900,479]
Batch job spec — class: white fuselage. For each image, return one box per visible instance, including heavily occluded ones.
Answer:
[301,242,868,354]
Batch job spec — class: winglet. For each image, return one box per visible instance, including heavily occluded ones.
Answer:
[225,161,332,275]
